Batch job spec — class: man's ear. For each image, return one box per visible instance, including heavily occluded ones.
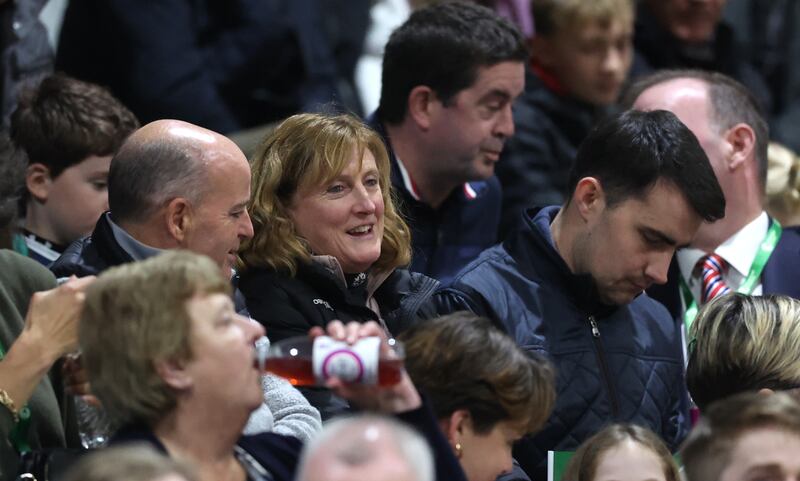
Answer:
[572,177,605,222]
[26,163,53,202]
[165,197,192,243]
[407,85,438,131]
[154,357,193,390]
[724,123,756,171]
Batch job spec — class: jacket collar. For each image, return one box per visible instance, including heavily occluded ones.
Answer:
[507,206,616,316]
[367,112,480,204]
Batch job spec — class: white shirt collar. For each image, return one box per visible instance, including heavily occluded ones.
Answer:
[678,211,769,283]
[394,155,477,202]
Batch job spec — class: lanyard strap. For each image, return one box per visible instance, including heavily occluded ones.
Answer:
[681,220,783,334]
[0,341,33,453]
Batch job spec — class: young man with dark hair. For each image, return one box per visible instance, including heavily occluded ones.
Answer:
[629,70,800,331]
[11,74,139,265]
[437,109,725,479]
[368,1,528,283]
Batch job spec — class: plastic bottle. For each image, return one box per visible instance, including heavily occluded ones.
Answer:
[73,395,112,449]
[254,335,404,387]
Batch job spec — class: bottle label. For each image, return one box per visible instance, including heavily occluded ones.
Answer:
[312,336,380,385]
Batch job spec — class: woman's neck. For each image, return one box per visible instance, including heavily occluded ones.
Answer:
[154,407,248,481]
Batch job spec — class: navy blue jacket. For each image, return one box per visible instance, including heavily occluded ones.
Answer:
[648,219,800,321]
[367,114,502,284]
[436,206,689,480]
[50,213,250,313]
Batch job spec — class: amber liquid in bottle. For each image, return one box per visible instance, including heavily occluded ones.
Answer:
[263,357,404,387]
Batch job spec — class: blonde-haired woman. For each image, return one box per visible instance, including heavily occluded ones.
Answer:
[237,113,438,345]
[687,293,800,410]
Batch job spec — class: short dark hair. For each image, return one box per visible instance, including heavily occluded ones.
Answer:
[10,74,138,178]
[378,1,528,124]
[566,109,725,222]
[623,69,769,191]
[401,311,555,435]
[108,137,208,225]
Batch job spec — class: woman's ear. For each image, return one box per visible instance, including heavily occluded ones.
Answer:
[440,409,471,445]
[26,163,53,202]
[154,357,193,390]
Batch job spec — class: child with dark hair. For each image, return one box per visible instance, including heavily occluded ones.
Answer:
[11,74,138,265]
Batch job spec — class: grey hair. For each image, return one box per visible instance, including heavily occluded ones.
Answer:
[108,137,208,225]
[297,414,434,481]
[61,444,197,481]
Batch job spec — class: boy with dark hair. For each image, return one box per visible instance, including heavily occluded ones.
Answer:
[437,109,725,479]
[496,0,635,236]
[369,1,528,283]
[11,74,139,265]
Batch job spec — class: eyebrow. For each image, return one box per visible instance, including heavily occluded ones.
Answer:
[642,227,685,248]
[481,89,512,102]
[744,464,783,477]
[230,201,248,211]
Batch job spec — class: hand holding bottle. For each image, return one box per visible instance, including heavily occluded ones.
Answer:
[311,320,421,414]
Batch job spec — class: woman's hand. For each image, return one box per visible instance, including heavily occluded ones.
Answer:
[0,276,95,418]
[309,320,422,414]
[23,276,95,364]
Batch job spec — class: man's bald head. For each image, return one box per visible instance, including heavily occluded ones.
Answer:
[108,120,246,225]
[297,415,434,481]
[624,70,769,189]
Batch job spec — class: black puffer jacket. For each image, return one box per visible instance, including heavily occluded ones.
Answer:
[436,206,689,480]
[239,258,440,343]
[50,213,133,278]
[240,257,439,419]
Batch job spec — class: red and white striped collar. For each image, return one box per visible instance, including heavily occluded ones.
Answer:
[395,156,477,201]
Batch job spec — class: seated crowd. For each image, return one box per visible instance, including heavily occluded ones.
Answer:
[1,2,800,481]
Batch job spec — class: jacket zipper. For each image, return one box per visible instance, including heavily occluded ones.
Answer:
[588,315,621,417]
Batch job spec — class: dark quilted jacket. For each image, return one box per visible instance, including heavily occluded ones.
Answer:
[436,206,689,480]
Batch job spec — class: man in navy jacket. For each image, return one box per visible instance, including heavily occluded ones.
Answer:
[437,110,725,480]
[368,2,528,284]
[629,70,800,331]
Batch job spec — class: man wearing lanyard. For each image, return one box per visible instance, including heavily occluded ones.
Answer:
[628,69,800,339]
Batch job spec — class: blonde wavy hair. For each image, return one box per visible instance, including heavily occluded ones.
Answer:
[239,113,411,275]
[687,293,800,410]
[766,141,800,227]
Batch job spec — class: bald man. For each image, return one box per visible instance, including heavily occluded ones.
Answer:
[50,119,254,279]
[626,70,800,330]
[49,120,322,441]
[296,415,434,481]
